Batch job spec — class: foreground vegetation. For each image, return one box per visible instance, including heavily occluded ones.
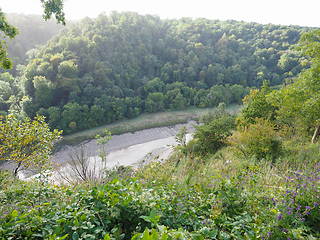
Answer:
[1,132,320,239]
[1,98,320,239]
[1,9,320,240]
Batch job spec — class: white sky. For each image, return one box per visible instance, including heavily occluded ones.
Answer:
[1,0,320,28]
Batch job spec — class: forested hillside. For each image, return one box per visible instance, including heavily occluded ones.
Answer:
[0,14,65,75]
[1,12,316,133]
[2,12,320,239]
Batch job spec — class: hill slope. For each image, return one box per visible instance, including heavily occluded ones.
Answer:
[5,12,317,133]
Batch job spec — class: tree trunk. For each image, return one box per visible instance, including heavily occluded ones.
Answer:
[12,161,22,178]
[312,124,320,143]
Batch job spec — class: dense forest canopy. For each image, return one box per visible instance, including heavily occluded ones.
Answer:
[1,12,317,134]
[3,10,320,239]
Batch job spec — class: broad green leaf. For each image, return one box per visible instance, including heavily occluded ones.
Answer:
[11,209,18,218]
[150,209,157,221]
[80,214,86,221]
[140,216,152,223]
[72,232,79,240]
[103,234,110,240]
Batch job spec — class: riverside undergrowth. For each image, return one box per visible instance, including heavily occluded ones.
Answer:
[1,143,320,239]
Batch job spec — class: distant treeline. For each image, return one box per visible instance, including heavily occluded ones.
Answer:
[0,12,315,134]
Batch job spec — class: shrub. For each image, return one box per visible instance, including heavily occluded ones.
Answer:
[193,114,235,156]
[231,117,283,160]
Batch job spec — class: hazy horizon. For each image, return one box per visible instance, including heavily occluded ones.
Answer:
[1,0,320,28]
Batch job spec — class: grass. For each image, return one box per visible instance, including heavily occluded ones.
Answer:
[2,118,320,239]
[54,104,242,151]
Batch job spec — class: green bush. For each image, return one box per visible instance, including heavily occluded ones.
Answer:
[194,114,235,156]
[231,117,283,160]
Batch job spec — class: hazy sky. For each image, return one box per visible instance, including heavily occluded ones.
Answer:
[1,0,320,28]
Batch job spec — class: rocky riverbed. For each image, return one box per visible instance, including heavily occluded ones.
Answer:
[52,120,196,165]
[1,121,196,181]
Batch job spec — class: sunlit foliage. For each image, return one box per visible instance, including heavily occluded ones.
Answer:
[0,114,62,176]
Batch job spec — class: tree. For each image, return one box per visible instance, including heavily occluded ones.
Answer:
[194,115,235,156]
[237,80,277,127]
[0,0,65,69]
[0,10,19,69]
[175,126,187,148]
[269,30,320,142]
[95,129,112,162]
[33,76,54,108]
[194,106,235,156]
[0,115,62,177]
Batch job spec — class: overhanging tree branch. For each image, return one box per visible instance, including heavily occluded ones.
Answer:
[0,0,65,69]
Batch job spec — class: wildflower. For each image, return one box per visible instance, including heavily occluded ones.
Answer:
[282,228,287,232]
[267,232,272,237]
[306,206,311,210]
[277,213,282,220]
[288,211,292,215]
[314,202,319,206]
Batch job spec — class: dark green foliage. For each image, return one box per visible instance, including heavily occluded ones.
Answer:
[41,0,66,25]
[237,80,278,127]
[0,3,65,72]
[0,10,19,69]
[2,157,320,239]
[194,104,236,155]
[2,12,314,133]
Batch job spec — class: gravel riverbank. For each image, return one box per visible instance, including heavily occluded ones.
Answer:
[52,120,196,165]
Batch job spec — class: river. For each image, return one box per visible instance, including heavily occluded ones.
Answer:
[1,121,195,181]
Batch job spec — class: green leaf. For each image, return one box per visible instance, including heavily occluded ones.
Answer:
[98,191,104,198]
[55,225,61,235]
[150,229,159,240]
[208,229,218,238]
[80,214,86,221]
[58,234,69,240]
[11,209,18,218]
[72,232,79,240]
[140,215,152,223]
[103,234,110,240]
[150,209,157,221]
[26,228,32,237]
[74,217,79,227]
